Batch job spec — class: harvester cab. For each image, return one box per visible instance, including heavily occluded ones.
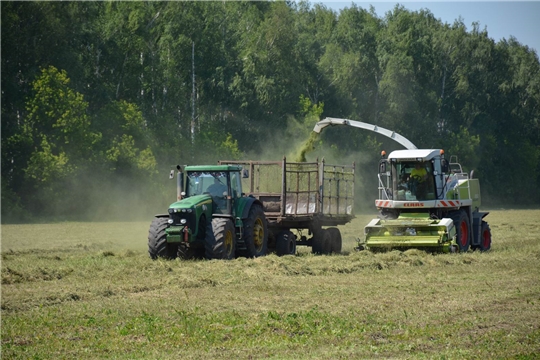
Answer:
[377,149,452,204]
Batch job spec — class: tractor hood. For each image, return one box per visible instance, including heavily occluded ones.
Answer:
[169,194,212,210]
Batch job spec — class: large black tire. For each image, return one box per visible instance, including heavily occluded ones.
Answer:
[205,218,236,260]
[148,217,178,260]
[178,243,204,260]
[479,221,492,251]
[450,210,470,252]
[326,227,342,254]
[312,228,331,255]
[276,230,296,256]
[243,204,268,257]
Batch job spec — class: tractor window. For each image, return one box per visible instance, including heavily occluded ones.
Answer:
[231,172,242,198]
[187,171,228,197]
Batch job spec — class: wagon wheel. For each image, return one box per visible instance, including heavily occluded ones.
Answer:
[312,228,331,255]
[326,227,342,254]
[276,230,296,256]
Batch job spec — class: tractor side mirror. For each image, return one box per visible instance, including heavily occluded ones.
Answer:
[169,170,175,179]
[242,169,249,178]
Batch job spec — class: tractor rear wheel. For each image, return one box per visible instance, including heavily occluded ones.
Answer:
[205,218,236,260]
[327,227,342,254]
[243,204,268,257]
[276,230,296,256]
[451,210,470,252]
[479,221,492,251]
[148,217,178,260]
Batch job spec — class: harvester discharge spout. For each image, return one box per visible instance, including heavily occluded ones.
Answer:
[313,117,417,150]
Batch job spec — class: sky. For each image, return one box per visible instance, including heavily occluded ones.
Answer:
[318,1,540,53]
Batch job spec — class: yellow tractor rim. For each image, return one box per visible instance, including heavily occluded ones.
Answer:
[253,218,264,252]
[225,229,234,257]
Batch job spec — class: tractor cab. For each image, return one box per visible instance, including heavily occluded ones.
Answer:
[183,165,243,215]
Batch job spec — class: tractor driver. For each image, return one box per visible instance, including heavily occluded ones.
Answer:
[411,163,428,181]
[207,177,228,198]
[410,163,429,199]
[207,176,228,211]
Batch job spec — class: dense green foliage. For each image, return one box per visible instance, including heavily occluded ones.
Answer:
[2,1,539,221]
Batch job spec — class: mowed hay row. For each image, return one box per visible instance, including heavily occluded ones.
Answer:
[1,210,540,359]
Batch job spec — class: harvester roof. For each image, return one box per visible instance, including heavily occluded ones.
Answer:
[388,149,442,161]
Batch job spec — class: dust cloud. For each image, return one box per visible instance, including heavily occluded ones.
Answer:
[248,116,383,214]
[31,120,381,223]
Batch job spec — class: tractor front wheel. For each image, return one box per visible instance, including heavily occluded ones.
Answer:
[148,217,178,260]
[205,218,236,260]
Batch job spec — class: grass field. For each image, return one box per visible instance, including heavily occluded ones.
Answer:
[2,210,540,359]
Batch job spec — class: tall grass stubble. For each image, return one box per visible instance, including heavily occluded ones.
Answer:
[2,210,539,359]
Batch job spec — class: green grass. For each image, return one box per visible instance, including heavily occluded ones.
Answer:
[2,210,540,359]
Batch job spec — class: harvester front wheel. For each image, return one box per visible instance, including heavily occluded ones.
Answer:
[327,227,342,254]
[276,230,296,256]
[451,210,470,252]
[243,204,268,257]
[205,218,236,260]
[479,221,491,251]
[148,217,178,260]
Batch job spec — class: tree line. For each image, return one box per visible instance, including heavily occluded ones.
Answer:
[2,1,539,221]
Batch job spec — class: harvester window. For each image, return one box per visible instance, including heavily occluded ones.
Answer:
[395,162,435,200]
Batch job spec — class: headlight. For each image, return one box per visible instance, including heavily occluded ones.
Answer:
[167,219,174,224]
[181,209,187,213]
[168,209,174,214]
[180,219,187,225]
[187,209,192,213]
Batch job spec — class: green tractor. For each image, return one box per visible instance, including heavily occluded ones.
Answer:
[148,164,267,260]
